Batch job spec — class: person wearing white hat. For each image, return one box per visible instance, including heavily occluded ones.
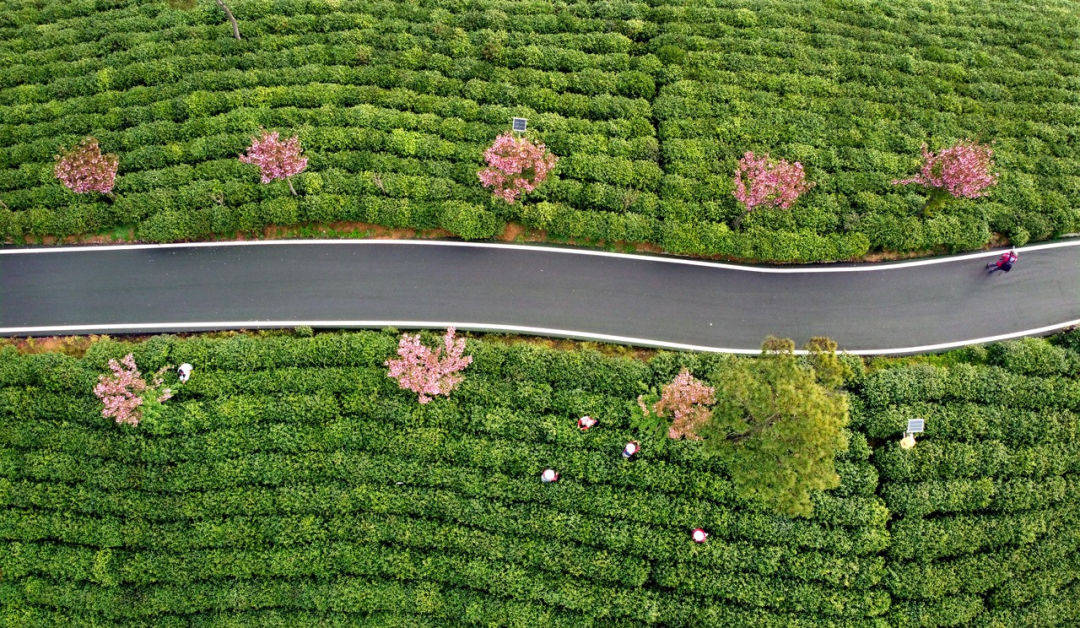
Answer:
[541,469,559,483]
[177,363,193,383]
[691,528,708,543]
[577,416,597,430]
[622,441,639,459]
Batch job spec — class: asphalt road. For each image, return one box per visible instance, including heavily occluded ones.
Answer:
[2,240,1078,354]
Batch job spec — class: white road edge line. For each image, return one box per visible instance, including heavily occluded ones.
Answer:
[2,238,1078,273]
[2,319,1078,355]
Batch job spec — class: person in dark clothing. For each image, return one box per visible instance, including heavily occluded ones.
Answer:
[987,250,1017,273]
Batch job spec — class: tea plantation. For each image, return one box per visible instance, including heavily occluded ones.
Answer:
[1,331,1078,624]
[1,0,1079,259]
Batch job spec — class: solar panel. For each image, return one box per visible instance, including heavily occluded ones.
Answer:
[907,418,925,434]
[512,117,527,132]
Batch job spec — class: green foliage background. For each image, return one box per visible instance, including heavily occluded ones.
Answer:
[0,0,1078,259]
[703,348,850,518]
[1,329,1078,624]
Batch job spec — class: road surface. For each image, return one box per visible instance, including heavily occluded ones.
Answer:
[2,240,1078,354]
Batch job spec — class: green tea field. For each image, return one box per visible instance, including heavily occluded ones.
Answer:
[1,331,1077,624]
[1,0,1078,260]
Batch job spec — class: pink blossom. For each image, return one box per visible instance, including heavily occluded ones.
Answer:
[385,327,473,403]
[733,151,813,211]
[54,137,118,195]
[640,368,716,440]
[477,133,558,204]
[92,354,173,426]
[239,129,308,194]
[892,140,999,198]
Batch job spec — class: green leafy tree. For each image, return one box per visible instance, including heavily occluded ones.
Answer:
[803,336,851,388]
[699,337,850,517]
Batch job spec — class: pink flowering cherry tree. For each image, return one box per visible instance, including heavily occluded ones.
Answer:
[893,140,999,215]
[733,151,813,212]
[477,132,558,204]
[54,137,119,196]
[386,327,473,404]
[239,129,308,195]
[637,368,717,440]
[92,354,174,427]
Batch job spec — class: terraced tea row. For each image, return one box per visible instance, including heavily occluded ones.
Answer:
[1,333,886,623]
[1,0,1077,259]
[2,331,1079,624]
[851,348,1080,625]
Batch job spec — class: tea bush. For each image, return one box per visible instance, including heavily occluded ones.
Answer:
[853,352,1080,625]
[1,331,1078,624]
[1,0,1077,258]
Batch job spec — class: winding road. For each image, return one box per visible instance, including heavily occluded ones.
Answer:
[2,239,1078,354]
